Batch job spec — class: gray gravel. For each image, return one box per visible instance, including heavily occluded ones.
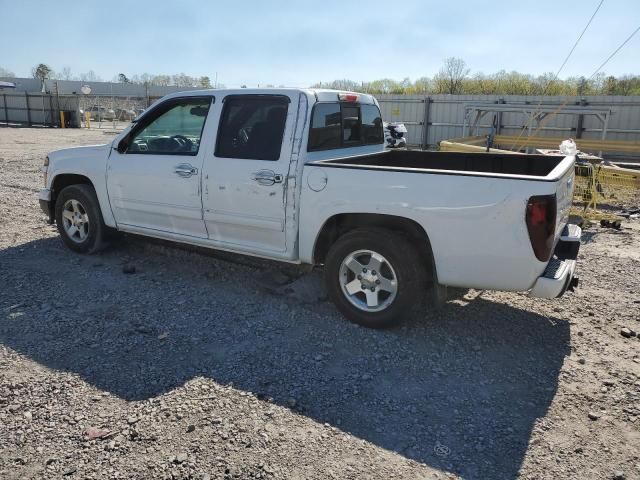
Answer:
[1,128,639,479]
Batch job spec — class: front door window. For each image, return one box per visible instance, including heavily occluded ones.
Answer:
[126,98,211,155]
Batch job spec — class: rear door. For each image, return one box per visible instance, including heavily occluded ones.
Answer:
[201,94,294,253]
[107,96,212,237]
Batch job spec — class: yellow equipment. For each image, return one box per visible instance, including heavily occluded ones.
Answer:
[573,162,640,219]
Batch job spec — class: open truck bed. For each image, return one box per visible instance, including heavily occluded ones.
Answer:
[312,150,568,181]
[300,147,578,298]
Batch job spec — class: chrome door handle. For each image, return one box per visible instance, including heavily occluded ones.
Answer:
[252,170,283,186]
[174,164,198,177]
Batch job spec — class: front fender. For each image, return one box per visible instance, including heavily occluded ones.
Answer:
[46,144,116,228]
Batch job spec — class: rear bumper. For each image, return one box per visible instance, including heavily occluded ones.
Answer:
[39,188,54,223]
[529,224,581,299]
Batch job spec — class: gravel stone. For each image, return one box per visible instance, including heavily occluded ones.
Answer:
[620,328,634,338]
[1,128,639,479]
[175,452,188,464]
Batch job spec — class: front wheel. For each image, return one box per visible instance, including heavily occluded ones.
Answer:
[325,228,424,328]
[55,184,107,254]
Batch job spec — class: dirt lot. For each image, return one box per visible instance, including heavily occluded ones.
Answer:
[1,127,639,480]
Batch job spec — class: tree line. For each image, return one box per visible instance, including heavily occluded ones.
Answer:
[0,64,217,90]
[2,59,640,96]
[315,58,640,96]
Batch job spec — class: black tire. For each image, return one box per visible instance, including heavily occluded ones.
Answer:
[325,228,425,328]
[55,184,107,254]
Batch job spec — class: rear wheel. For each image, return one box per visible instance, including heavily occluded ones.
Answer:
[325,228,424,328]
[55,184,107,254]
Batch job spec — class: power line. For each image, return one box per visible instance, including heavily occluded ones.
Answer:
[544,0,604,94]
[588,24,640,80]
[516,22,640,150]
[510,0,605,150]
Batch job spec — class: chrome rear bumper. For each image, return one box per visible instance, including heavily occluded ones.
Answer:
[529,224,581,299]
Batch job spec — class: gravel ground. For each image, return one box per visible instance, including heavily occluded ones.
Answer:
[1,127,639,480]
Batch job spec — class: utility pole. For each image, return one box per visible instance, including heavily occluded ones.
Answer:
[55,81,61,127]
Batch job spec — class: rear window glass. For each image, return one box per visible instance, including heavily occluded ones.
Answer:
[215,96,289,161]
[362,104,384,144]
[342,105,361,144]
[308,102,383,151]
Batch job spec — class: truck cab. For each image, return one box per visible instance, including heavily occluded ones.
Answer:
[101,89,383,260]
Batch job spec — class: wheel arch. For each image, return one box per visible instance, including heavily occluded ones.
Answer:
[50,173,117,229]
[51,173,94,204]
[312,213,437,283]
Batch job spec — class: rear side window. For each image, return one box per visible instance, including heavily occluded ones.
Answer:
[308,102,383,151]
[215,96,289,161]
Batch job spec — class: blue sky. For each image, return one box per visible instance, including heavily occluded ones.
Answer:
[1,0,638,86]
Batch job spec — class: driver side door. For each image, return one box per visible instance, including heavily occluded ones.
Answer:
[107,96,213,238]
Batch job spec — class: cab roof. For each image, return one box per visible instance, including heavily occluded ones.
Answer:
[161,88,378,105]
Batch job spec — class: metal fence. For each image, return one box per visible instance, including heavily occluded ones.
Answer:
[0,77,201,127]
[0,93,81,127]
[2,87,640,154]
[0,93,168,128]
[376,94,640,150]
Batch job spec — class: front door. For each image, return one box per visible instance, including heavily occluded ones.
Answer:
[202,94,294,253]
[107,96,213,238]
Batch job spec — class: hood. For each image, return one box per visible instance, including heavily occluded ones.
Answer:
[48,144,111,162]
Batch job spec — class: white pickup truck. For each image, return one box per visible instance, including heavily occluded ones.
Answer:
[39,88,581,328]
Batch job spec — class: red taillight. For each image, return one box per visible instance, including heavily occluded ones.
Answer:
[526,195,557,262]
[338,93,359,103]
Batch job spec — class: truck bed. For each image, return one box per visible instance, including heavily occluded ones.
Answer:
[300,148,577,292]
[314,150,565,180]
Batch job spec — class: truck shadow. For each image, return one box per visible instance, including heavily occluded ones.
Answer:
[0,237,571,480]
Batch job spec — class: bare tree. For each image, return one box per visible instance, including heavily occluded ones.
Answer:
[58,66,74,80]
[79,70,102,82]
[412,77,432,94]
[575,76,590,96]
[172,73,197,87]
[436,57,469,94]
[151,75,171,86]
[603,76,618,95]
[617,75,635,96]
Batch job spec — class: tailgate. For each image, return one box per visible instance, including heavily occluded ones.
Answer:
[553,159,576,244]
